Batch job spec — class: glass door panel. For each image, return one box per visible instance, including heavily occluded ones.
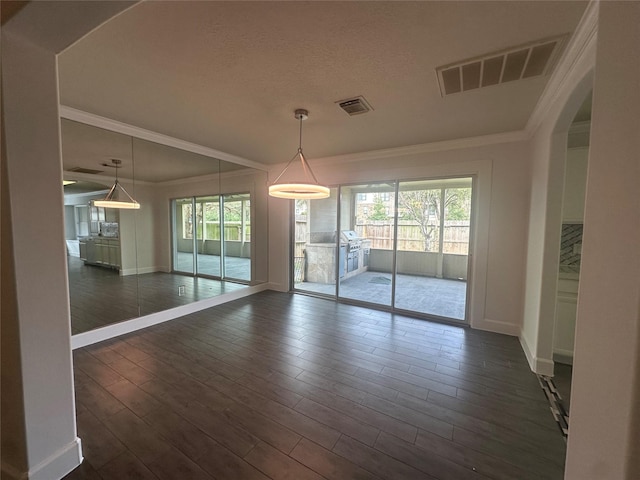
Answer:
[222,193,251,281]
[172,198,195,274]
[293,188,339,296]
[338,183,396,307]
[195,195,221,277]
[394,178,472,321]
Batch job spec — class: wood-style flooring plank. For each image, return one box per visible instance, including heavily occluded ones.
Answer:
[374,431,493,480]
[97,451,159,480]
[244,441,325,480]
[65,291,565,480]
[290,437,383,480]
[75,410,127,470]
[332,435,437,480]
[294,397,380,446]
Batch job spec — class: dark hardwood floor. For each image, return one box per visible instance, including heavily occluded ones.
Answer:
[64,291,566,480]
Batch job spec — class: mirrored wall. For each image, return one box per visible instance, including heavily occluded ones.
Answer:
[61,119,268,335]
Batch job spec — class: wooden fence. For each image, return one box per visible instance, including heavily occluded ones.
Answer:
[295,217,469,255]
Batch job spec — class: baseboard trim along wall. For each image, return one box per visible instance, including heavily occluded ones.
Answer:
[1,437,84,480]
[71,283,270,349]
[553,350,574,365]
[473,317,521,337]
[519,331,555,376]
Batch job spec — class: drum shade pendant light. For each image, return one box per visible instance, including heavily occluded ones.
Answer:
[93,158,140,209]
[269,109,330,199]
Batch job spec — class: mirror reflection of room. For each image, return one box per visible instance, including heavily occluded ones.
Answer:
[61,119,267,335]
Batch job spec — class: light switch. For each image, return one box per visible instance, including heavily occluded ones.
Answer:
[573,243,582,255]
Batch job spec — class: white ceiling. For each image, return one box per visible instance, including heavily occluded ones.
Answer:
[58,1,588,167]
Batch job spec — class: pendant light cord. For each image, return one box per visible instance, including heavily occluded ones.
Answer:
[299,113,303,151]
[271,111,320,185]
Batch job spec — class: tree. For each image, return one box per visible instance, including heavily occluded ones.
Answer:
[398,190,440,251]
[368,194,389,221]
[398,188,471,251]
[445,188,471,220]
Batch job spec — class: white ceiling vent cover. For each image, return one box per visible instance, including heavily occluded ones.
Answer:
[436,35,567,97]
[337,96,373,116]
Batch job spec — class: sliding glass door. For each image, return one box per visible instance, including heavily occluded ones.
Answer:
[223,193,251,281]
[338,183,396,307]
[172,193,251,283]
[196,196,222,278]
[291,177,474,323]
[173,198,195,274]
[293,188,339,296]
[394,178,472,320]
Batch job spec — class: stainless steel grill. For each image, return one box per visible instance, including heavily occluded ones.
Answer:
[341,230,362,273]
[341,230,361,252]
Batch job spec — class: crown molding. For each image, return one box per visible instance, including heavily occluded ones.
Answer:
[303,130,529,168]
[525,1,598,136]
[59,105,268,172]
[156,166,259,187]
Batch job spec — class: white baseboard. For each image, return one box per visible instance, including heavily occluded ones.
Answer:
[71,283,270,349]
[472,317,520,336]
[553,350,574,365]
[1,437,83,480]
[135,266,162,275]
[519,332,555,375]
[120,266,169,276]
[265,281,288,292]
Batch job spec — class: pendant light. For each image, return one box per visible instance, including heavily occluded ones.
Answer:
[269,109,330,199]
[93,158,140,209]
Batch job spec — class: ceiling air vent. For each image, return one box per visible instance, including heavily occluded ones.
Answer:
[68,167,104,174]
[436,35,567,97]
[337,96,373,116]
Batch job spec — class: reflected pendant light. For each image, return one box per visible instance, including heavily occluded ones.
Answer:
[269,109,330,199]
[93,158,140,209]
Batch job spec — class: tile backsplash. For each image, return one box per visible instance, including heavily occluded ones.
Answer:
[559,223,583,267]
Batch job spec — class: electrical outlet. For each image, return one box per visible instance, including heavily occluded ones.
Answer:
[178,285,186,296]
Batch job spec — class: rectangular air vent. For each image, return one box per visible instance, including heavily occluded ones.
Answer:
[436,35,566,97]
[68,167,104,174]
[336,96,373,116]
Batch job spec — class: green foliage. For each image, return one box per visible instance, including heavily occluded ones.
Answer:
[224,201,243,222]
[397,187,471,251]
[203,202,219,221]
[368,195,389,221]
[446,188,471,220]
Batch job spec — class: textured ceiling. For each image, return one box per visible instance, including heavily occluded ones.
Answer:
[58,1,588,166]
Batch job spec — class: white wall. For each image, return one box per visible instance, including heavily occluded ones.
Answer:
[565,2,640,478]
[562,147,589,223]
[63,205,77,239]
[1,3,135,479]
[124,182,156,275]
[1,31,82,480]
[269,139,530,336]
[520,14,596,375]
